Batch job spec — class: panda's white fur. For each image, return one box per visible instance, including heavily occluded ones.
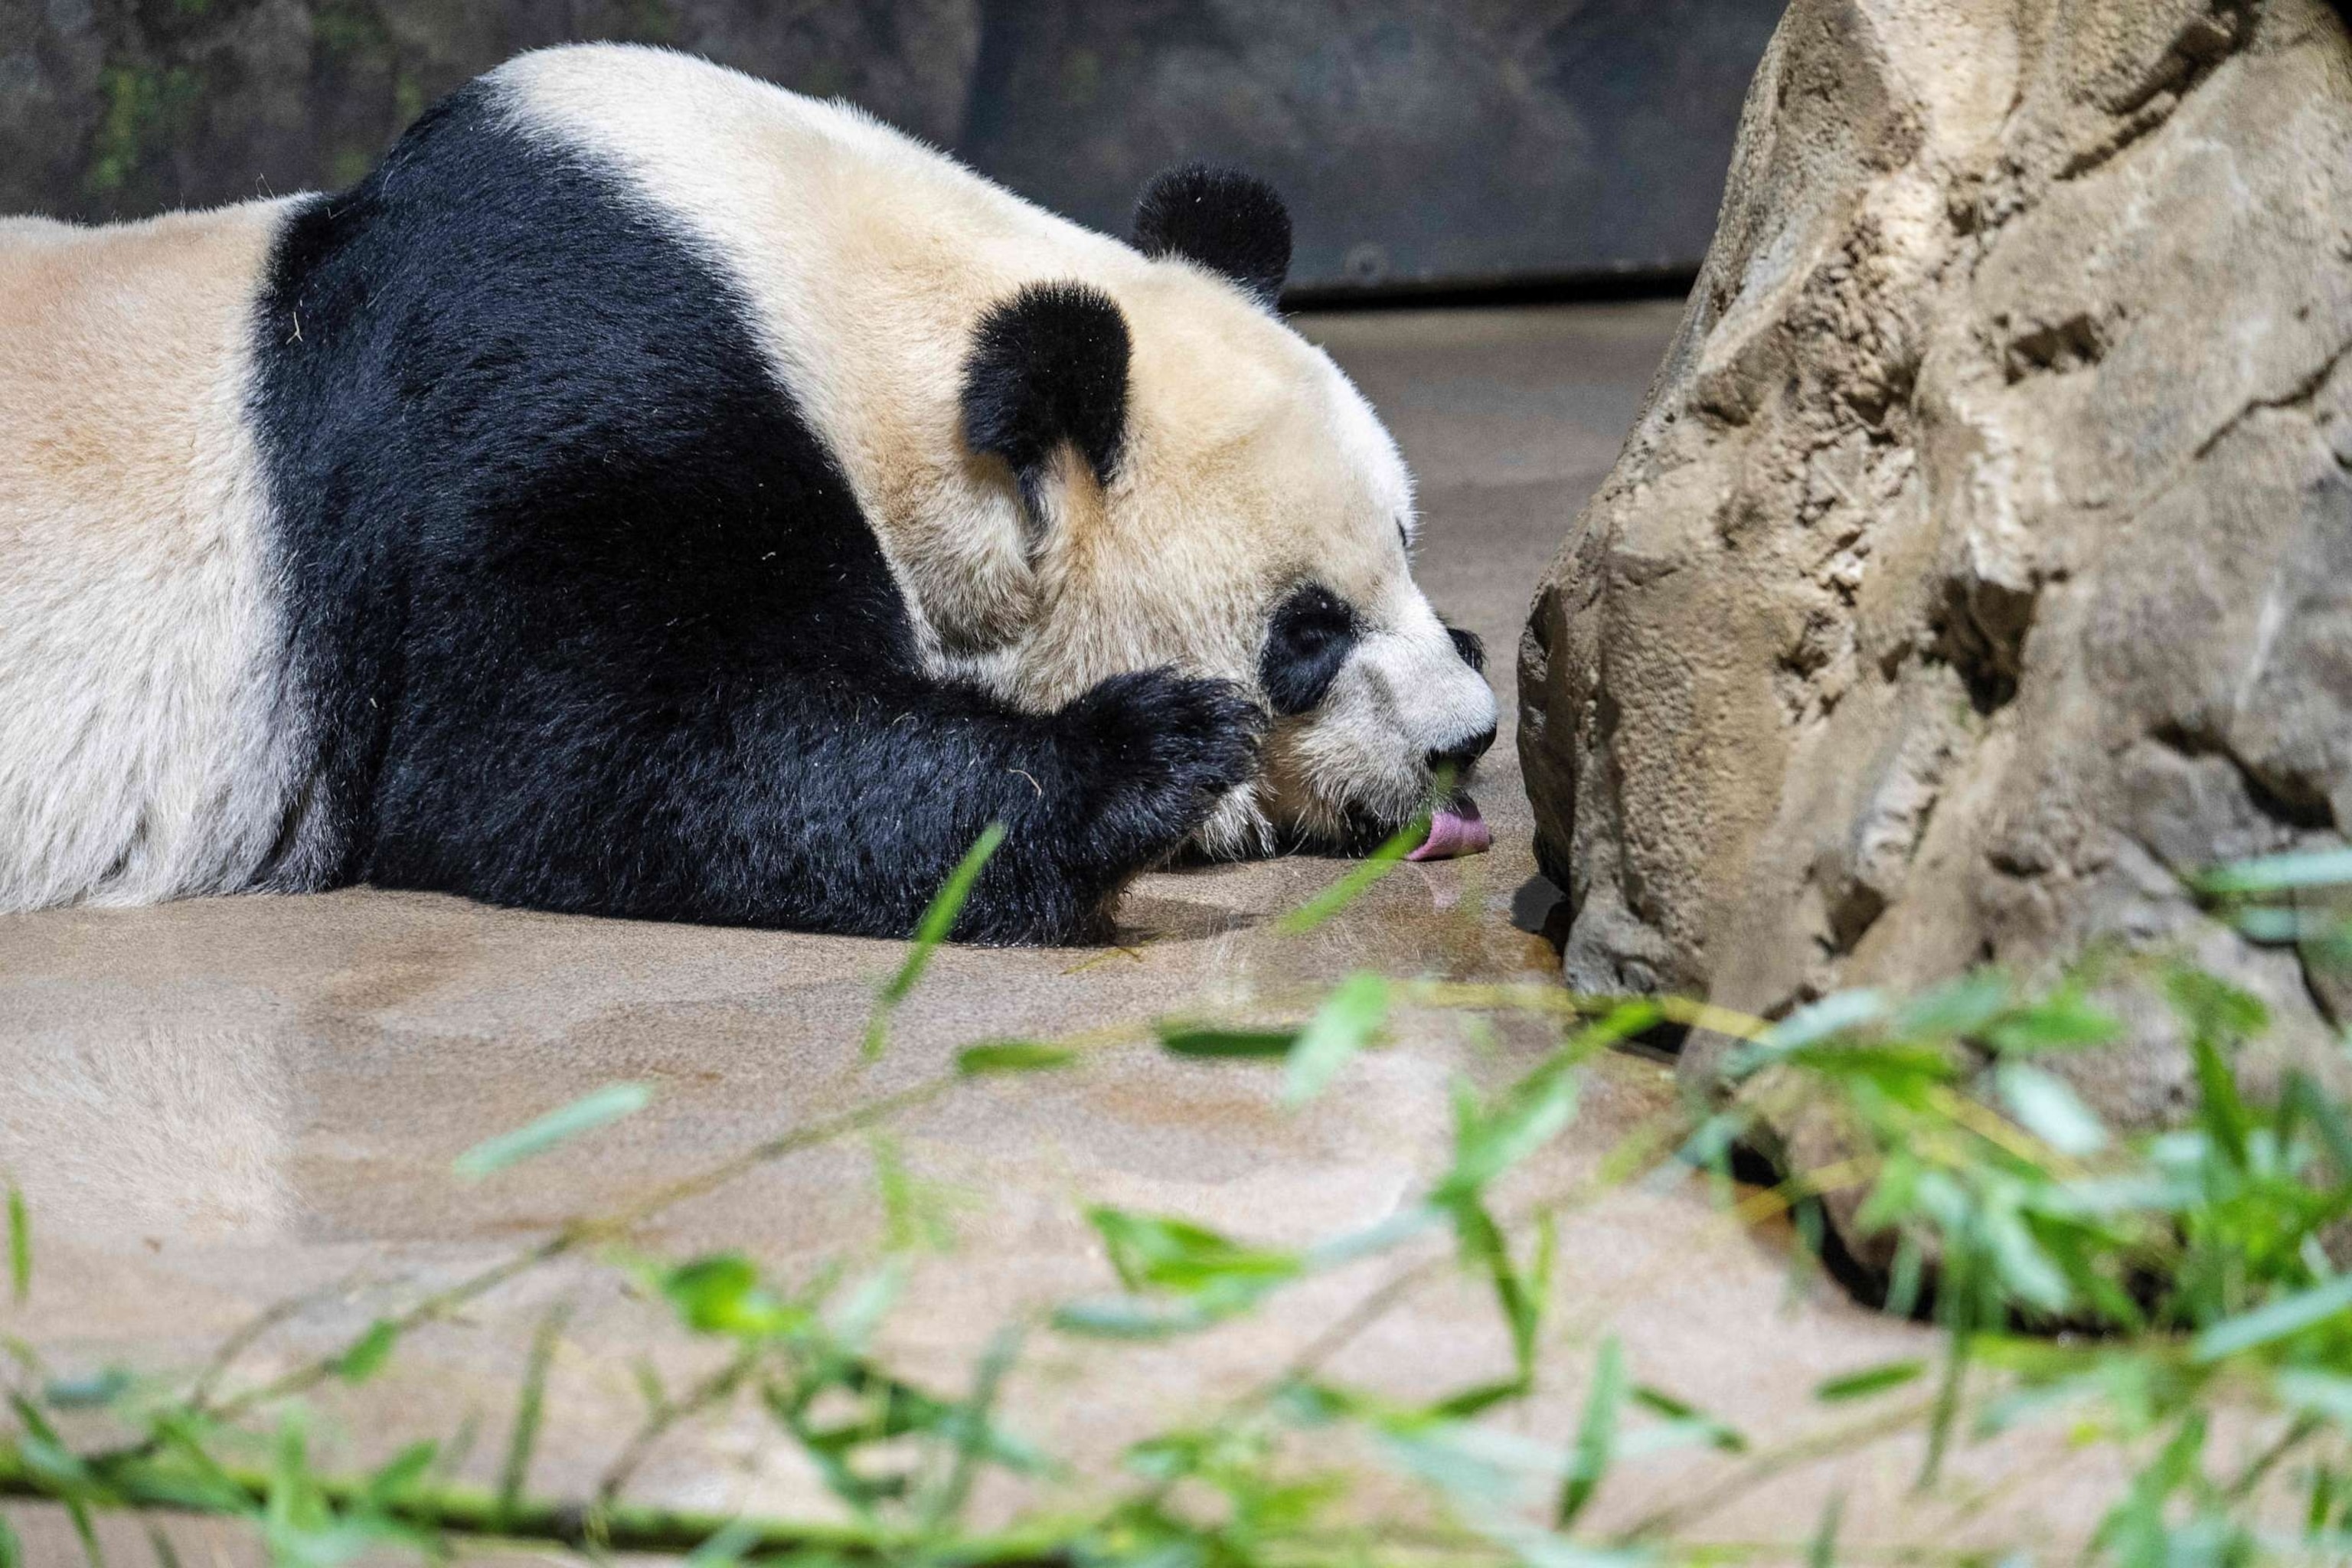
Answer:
[499,47,1492,856]
[0,45,1495,936]
[0,204,314,911]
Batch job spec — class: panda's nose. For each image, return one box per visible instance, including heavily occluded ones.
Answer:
[1427,724,1497,776]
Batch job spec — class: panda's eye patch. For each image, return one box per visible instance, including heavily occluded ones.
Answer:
[1447,625,1486,674]
[1261,583,1361,717]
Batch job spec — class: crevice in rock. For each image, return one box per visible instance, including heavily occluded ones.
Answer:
[2150,722,2336,834]
[2057,0,2253,181]
[2001,310,2109,383]
[1723,1139,1931,1319]
[1930,572,2037,715]
[1824,878,1888,953]
[2193,333,2352,461]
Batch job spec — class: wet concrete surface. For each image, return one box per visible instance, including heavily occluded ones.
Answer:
[0,302,2122,1562]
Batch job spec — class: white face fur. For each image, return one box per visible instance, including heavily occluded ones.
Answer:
[997,273,1500,859]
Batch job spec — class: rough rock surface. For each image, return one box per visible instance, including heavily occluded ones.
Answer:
[1518,0,2352,1132]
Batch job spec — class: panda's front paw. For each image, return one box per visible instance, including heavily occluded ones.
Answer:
[1055,669,1264,869]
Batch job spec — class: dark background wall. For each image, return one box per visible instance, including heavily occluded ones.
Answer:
[0,0,1785,294]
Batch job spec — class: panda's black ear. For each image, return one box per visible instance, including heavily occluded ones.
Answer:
[1132,164,1292,305]
[961,281,1130,523]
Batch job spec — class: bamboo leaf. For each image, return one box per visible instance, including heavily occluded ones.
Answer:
[2276,1370,2352,1428]
[1556,1336,1625,1528]
[6,1186,26,1305]
[1158,1024,1298,1059]
[1436,1059,1580,1206]
[1285,972,1389,1105]
[2196,848,2352,897]
[453,1083,652,1182]
[498,1303,570,1521]
[1983,989,2121,1054]
[64,1499,100,1568]
[955,1041,1078,1075]
[1278,814,1429,935]
[1048,1297,1213,1339]
[335,1319,400,1385]
[662,1255,799,1339]
[1761,991,1891,1052]
[1808,1493,1844,1568]
[865,822,1006,1059]
[2192,1274,2352,1364]
[1995,1064,2109,1155]
[1815,1360,1926,1402]
[1630,1384,1748,1452]
[365,1441,439,1508]
[1085,1207,1301,1297]
[1892,971,2011,1039]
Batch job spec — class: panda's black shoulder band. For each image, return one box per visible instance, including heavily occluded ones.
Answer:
[1132,165,1292,306]
[960,281,1130,517]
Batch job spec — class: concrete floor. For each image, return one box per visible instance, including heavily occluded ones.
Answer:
[0,302,2119,1562]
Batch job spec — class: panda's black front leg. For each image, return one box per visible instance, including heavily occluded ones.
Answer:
[762,666,1266,942]
[364,662,1262,943]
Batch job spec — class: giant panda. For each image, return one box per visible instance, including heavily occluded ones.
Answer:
[0,44,1498,945]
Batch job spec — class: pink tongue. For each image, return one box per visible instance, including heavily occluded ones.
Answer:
[1408,797,1492,861]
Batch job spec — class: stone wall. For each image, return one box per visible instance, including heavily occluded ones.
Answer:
[0,0,1786,291]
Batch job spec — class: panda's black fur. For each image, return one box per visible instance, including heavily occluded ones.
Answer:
[960,282,1132,531]
[248,82,1268,943]
[1134,166,1295,308]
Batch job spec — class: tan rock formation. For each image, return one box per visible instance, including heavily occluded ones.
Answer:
[1518,0,2352,1129]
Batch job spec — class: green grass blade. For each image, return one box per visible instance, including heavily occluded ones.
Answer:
[882,822,1006,1005]
[64,1498,101,1568]
[2195,848,2352,897]
[1808,1493,1844,1568]
[1995,1064,2108,1155]
[923,1325,1024,1531]
[334,1318,400,1384]
[1158,1024,1298,1058]
[1630,1383,1747,1453]
[1815,1360,1925,1402]
[498,1303,570,1523]
[2193,1274,2352,1364]
[1284,972,1389,1105]
[454,1083,652,1182]
[1277,814,1429,936]
[956,1041,1079,1075]
[1919,1335,1970,1487]
[866,822,1006,1059]
[684,1517,764,1565]
[1556,1336,1625,1528]
[6,1186,25,1305]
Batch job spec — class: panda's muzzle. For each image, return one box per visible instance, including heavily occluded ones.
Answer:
[1426,723,1496,778]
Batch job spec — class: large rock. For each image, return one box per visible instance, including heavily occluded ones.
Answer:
[1518,0,2352,1129]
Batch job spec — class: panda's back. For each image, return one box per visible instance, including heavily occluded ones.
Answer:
[0,200,309,911]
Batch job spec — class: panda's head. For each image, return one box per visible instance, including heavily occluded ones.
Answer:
[947,166,1498,860]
